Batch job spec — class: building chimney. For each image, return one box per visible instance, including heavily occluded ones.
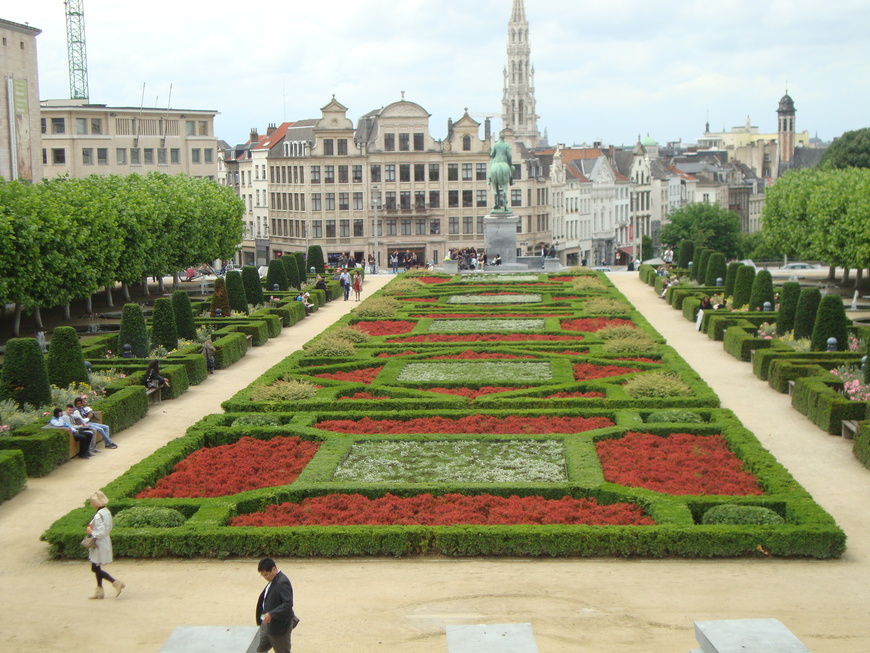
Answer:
[484,117,491,141]
[447,118,454,140]
[608,145,615,163]
[250,128,259,143]
[267,123,277,136]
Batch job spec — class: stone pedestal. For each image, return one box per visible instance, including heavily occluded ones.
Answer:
[484,213,520,267]
[693,619,810,653]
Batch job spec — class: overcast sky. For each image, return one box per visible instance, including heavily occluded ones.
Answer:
[13,0,870,148]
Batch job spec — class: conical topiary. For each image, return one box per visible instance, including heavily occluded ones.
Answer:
[281,255,301,290]
[776,282,802,336]
[291,252,307,284]
[266,259,288,292]
[723,261,743,298]
[691,247,708,281]
[46,326,89,388]
[225,270,249,314]
[704,252,728,287]
[793,288,822,341]
[696,249,712,285]
[171,290,198,341]
[242,266,264,305]
[732,265,756,309]
[210,277,232,317]
[151,297,178,350]
[748,270,775,311]
[307,245,326,274]
[811,294,850,352]
[1,338,52,408]
[118,303,149,358]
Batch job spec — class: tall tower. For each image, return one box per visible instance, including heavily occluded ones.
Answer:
[65,0,90,100]
[501,0,539,147]
[777,90,796,164]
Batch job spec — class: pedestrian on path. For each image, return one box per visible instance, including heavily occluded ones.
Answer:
[85,491,125,599]
[353,271,363,301]
[339,268,351,301]
[255,558,298,653]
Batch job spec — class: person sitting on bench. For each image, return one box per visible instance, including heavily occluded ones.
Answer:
[49,406,94,459]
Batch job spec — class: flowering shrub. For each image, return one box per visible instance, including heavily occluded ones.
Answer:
[848,333,866,352]
[316,414,615,434]
[352,296,401,317]
[573,363,640,380]
[390,334,584,343]
[352,320,416,336]
[778,331,812,352]
[331,326,372,343]
[250,379,320,402]
[623,372,691,398]
[596,431,763,495]
[136,436,320,498]
[302,336,356,357]
[562,318,634,332]
[229,493,654,527]
[831,365,870,401]
[428,351,536,360]
[313,366,384,383]
[584,298,631,314]
[756,322,777,340]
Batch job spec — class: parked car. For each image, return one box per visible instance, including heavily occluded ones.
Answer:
[781,262,815,270]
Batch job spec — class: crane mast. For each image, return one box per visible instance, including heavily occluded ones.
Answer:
[64,0,90,100]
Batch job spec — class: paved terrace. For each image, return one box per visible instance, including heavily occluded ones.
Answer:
[0,271,867,652]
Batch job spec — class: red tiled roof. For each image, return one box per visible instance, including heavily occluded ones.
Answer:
[253,122,295,150]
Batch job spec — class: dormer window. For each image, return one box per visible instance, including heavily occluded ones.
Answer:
[463,135,471,151]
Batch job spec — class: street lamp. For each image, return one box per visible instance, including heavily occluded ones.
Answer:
[371,183,380,273]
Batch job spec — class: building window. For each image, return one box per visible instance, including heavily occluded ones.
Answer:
[311,166,321,183]
[97,148,108,165]
[429,163,440,181]
[370,165,381,182]
[476,190,487,207]
[415,191,426,209]
[186,120,196,136]
[414,132,424,151]
[385,191,396,210]
[387,220,397,235]
[463,216,473,234]
[41,118,47,134]
[463,135,471,151]
[82,148,94,165]
[415,219,426,235]
[449,216,459,234]
[312,220,322,238]
[116,148,127,164]
[337,139,348,155]
[51,118,65,134]
[325,193,336,210]
[204,149,213,164]
[335,165,347,183]
[476,163,487,180]
[462,163,472,181]
[312,193,322,211]
[326,220,336,238]
[76,118,88,134]
[158,148,167,164]
[52,148,66,164]
[352,165,363,183]
[170,148,180,164]
[144,148,154,164]
[91,118,102,134]
[353,218,364,236]
[401,219,411,235]
[340,219,350,237]
[429,191,440,208]
[513,164,522,179]
[324,165,335,183]
[477,216,484,233]
[462,190,473,207]
[198,121,208,136]
[339,192,349,210]
[400,191,411,209]
[447,164,458,181]
[192,148,201,163]
[353,192,364,210]
[511,189,522,207]
[323,139,334,155]
[429,218,441,235]
[385,164,396,182]
[384,133,395,151]
[399,164,410,182]
[399,133,410,151]
[131,148,140,164]
[448,190,459,208]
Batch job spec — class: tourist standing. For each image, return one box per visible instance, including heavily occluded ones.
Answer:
[85,491,125,599]
[255,558,298,653]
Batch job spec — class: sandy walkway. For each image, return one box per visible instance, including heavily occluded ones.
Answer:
[1,271,868,652]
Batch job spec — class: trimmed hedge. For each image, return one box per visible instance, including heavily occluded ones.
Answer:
[793,288,821,340]
[0,426,68,477]
[732,265,756,309]
[748,270,775,312]
[225,270,249,315]
[210,277,231,317]
[0,449,26,502]
[266,259,289,292]
[171,290,198,341]
[723,261,743,298]
[1,338,51,408]
[242,265,265,305]
[307,245,326,274]
[46,326,89,388]
[118,303,149,358]
[151,298,178,351]
[792,373,867,434]
[810,294,849,352]
[704,253,727,287]
[776,282,801,336]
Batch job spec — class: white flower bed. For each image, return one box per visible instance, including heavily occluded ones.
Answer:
[446,294,542,304]
[332,439,567,483]
[428,318,545,332]
[461,274,540,283]
[397,361,553,383]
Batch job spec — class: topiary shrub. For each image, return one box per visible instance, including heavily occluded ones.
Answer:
[250,379,320,402]
[704,252,728,287]
[118,303,150,358]
[225,270,249,314]
[811,294,849,351]
[584,298,631,315]
[623,372,691,398]
[776,282,801,336]
[331,326,372,343]
[353,297,401,318]
[677,240,695,269]
[380,279,423,296]
[732,265,756,309]
[266,259,289,292]
[302,336,357,357]
[0,338,51,408]
[46,326,89,389]
[210,277,232,317]
[151,298,178,351]
[281,255,301,290]
[242,266,265,305]
[696,249,712,285]
[307,245,326,274]
[691,246,708,281]
[291,252,307,283]
[114,506,186,528]
[231,413,282,428]
[748,270,775,311]
[723,261,743,298]
[793,288,822,340]
[701,504,784,526]
[171,290,198,341]
[645,410,704,423]
[601,333,658,354]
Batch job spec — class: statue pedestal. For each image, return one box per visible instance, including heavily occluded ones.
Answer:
[484,213,520,267]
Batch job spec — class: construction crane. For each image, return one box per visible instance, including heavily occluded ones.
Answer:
[64,0,89,100]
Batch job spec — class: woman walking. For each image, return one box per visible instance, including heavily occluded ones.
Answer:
[86,491,125,599]
[352,271,363,301]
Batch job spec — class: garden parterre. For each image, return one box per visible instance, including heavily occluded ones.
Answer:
[42,271,845,559]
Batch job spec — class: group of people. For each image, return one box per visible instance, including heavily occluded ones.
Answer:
[49,397,117,458]
[336,268,363,301]
[446,247,495,270]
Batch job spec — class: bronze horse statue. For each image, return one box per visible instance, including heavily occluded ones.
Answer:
[488,135,514,212]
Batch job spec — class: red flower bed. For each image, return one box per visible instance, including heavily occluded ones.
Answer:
[596,432,764,495]
[390,334,585,343]
[313,366,383,383]
[418,277,453,284]
[422,386,530,401]
[555,350,587,356]
[573,363,640,380]
[135,437,319,499]
[561,318,635,332]
[316,414,614,434]
[398,297,438,302]
[550,276,578,282]
[545,391,607,399]
[428,351,536,360]
[338,392,389,401]
[376,350,417,357]
[228,493,654,527]
[411,313,570,318]
[615,357,663,364]
[353,320,416,336]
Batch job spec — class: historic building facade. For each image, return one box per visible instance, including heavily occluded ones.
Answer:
[1,18,42,182]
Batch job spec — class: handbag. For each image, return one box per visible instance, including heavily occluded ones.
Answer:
[81,536,96,548]
[290,614,300,630]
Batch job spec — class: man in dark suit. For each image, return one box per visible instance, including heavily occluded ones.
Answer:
[255,558,297,653]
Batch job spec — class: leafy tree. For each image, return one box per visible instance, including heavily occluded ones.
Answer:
[732,265,756,309]
[820,127,870,169]
[46,326,89,388]
[704,253,727,287]
[723,262,743,298]
[118,303,150,358]
[677,240,694,269]
[171,290,198,341]
[266,259,288,291]
[225,270,249,314]
[281,255,301,290]
[1,338,51,408]
[776,282,802,336]
[242,266,264,305]
[307,245,326,274]
[151,298,178,351]
[793,288,821,340]
[811,294,849,351]
[641,234,653,261]
[748,270,775,311]
[210,277,231,317]
[738,232,783,260]
[659,204,742,258]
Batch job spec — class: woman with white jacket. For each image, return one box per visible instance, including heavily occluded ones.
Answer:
[86,491,125,599]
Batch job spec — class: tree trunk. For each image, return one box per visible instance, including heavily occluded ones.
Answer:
[843,268,851,284]
[142,276,150,297]
[122,283,131,302]
[172,272,180,292]
[12,303,21,337]
[105,286,114,308]
[828,265,837,280]
[158,276,166,294]
[856,268,864,289]
[85,296,93,313]
[63,303,71,321]
[33,306,43,329]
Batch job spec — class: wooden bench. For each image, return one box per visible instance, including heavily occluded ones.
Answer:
[841,419,860,439]
[245,334,253,349]
[146,386,162,404]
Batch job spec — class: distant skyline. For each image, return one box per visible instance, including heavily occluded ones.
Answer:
[12,0,870,147]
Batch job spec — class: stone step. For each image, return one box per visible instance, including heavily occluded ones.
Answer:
[158,626,260,653]
[446,623,539,653]
[693,618,810,653]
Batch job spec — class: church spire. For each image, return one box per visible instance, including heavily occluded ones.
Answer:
[502,0,539,147]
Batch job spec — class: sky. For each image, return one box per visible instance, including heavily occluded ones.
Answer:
[12,0,870,148]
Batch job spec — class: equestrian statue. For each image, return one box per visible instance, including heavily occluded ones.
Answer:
[488,134,514,213]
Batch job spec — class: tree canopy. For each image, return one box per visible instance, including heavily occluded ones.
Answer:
[820,128,870,170]
[659,203,742,258]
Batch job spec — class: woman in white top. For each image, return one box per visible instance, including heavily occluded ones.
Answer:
[86,491,125,599]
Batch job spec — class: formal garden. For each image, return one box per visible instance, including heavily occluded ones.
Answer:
[40,269,846,559]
